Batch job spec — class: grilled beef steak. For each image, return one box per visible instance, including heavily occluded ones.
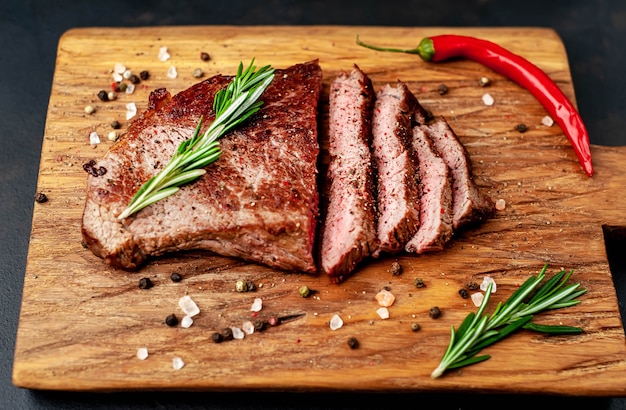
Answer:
[81,60,323,272]
[370,82,421,257]
[405,126,454,253]
[424,117,495,229]
[320,66,378,282]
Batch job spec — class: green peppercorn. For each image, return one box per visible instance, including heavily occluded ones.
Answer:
[414,278,426,288]
[411,322,421,332]
[192,68,204,78]
[298,285,310,298]
[235,280,248,292]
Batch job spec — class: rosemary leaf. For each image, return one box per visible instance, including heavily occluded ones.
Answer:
[431,264,586,379]
[118,59,275,220]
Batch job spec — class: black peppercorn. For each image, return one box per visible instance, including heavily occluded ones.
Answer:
[347,337,359,349]
[390,261,402,276]
[200,52,210,61]
[138,277,153,289]
[111,120,121,129]
[139,70,150,80]
[466,281,479,291]
[97,90,109,102]
[34,192,48,203]
[458,288,469,299]
[170,272,182,282]
[211,332,223,343]
[414,278,426,288]
[165,314,179,327]
[514,123,528,133]
[253,319,266,332]
[129,74,141,84]
[437,84,449,95]
[429,306,442,319]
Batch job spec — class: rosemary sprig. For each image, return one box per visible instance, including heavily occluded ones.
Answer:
[117,59,275,220]
[431,264,586,379]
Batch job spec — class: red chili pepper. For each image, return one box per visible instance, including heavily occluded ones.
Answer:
[356,34,594,177]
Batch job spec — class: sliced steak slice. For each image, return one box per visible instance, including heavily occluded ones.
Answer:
[370,82,421,257]
[405,127,454,253]
[320,65,378,282]
[425,117,495,229]
[81,60,323,272]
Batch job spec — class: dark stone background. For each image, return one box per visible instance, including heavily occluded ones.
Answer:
[2,1,625,408]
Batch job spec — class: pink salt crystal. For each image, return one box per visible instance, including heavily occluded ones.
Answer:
[375,289,395,307]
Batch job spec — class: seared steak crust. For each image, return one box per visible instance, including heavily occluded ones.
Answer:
[371,82,421,256]
[320,66,378,282]
[81,60,323,272]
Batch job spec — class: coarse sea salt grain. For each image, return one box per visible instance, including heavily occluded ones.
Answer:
[125,83,135,94]
[329,314,343,330]
[181,315,193,328]
[178,295,200,317]
[231,327,245,340]
[172,357,185,370]
[541,115,554,127]
[112,72,123,82]
[471,292,484,307]
[125,102,137,120]
[167,66,178,79]
[158,46,170,62]
[375,289,395,307]
[480,276,497,293]
[114,63,126,74]
[136,347,148,360]
[376,307,390,320]
[242,320,255,335]
[250,298,263,312]
[89,131,100,146]
[482,93,495,106]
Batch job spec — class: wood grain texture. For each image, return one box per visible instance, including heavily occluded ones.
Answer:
[12,26,626,394]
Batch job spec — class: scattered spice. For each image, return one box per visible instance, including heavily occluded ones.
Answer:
[495,198,506,211]
[541,115,554,127]
[482,93,495,106]
[211,332,223,343]
[375,289,395,307]
[253,319,266,332]
[411,322,421,332]
[390,260,402,276]
[138,277,153,289]
[181,315,193,328]
[466,281,479,290]
[97,90,109,102]
[84,105,95,114]
[107,91,117,101]
[170,272,182,282]
[172,357,185,370]
[118,83,128,92]
[429,306,442,319]
[192,68,204,78]
[34,192,48,203]
[179,295,200,317]
[437,84,448,95]
[89,131,101,146]
[414,278,426,288]
[167,66,178,79]
[107,131,118,142]
[268,316,279,326]
[376,307,390,319]
[221,327,234,341]
[129,74,141,84]
[136,347,149,360]
[236,279,248,292]
[458,288,469,299]
[329,314,344,330]
[347,337,359,349]
[514,123,528,133]
[479,76,491,87]
[165,314,179,327]
[298,285,311,298]
[139,70,150,80]
[200,52,211,61]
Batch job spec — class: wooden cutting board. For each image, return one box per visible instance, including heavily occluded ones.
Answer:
[12,26,626,395]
